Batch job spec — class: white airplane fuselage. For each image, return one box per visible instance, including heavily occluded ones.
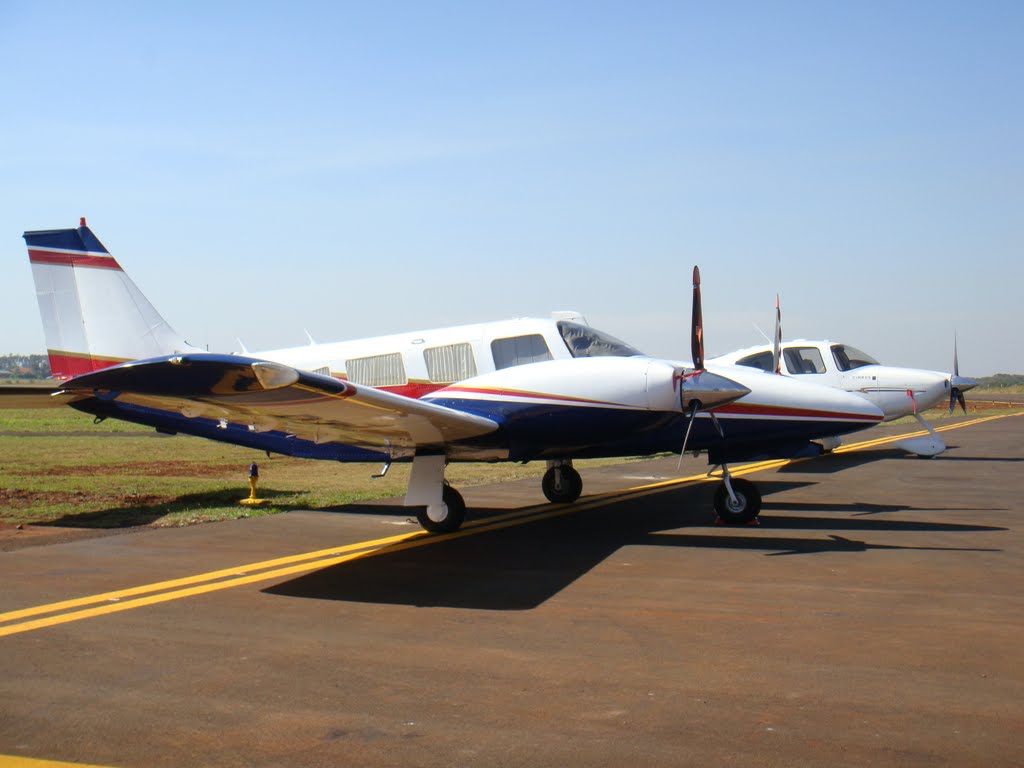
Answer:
[710,340,961,421]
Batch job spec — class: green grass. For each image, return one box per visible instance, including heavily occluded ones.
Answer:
[0,408,593,530]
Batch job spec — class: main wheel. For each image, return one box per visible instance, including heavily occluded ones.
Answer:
[713,478,761,524]
[542,465,583,504]
[416,485,466,533]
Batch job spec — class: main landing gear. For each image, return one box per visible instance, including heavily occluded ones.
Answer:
[405,454,466,533]
[417,484,466,533]
[712,464,761,525]
[542,460,583,504]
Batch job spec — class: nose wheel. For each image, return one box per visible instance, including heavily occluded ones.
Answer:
[713,476,761,525]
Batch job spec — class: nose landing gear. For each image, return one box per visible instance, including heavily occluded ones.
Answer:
[712,466,761,525]
[542,460,583,504]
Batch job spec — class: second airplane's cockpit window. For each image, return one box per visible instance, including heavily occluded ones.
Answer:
[831,344,879,371]
[784,346,827,374]
[557,321,642,359]
[736,350,775,372]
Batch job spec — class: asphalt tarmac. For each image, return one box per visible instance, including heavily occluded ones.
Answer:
[1,413,1022,767]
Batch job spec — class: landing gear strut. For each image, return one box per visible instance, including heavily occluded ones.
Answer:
[405,453,467,533]
[542,460,583,504]
[713,465,761,524]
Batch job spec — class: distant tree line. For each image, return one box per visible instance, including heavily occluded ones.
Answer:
[977,373,1024,388]
[0,354,50,379]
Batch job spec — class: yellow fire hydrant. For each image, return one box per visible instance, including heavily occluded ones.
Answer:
[240,461,269,506]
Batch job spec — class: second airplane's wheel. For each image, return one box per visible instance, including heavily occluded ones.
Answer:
[416,485,466,533]
[542,465,583,504]
[713,478,761,524]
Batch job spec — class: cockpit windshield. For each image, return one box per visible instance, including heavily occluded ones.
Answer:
[831,344,879,371]
[557,321,643,359]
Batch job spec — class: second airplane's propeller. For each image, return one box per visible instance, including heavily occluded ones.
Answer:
[948,332,976,414]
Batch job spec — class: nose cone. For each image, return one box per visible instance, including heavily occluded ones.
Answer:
[951,374,977,393]
[679,370,751,411]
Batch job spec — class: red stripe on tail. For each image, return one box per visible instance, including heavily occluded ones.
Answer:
[28,249,122,270]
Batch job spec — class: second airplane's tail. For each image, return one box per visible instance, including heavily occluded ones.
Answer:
[23,219,200,379]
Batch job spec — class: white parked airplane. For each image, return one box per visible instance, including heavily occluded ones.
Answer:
[710,298,977,456]
[21,221,884,532]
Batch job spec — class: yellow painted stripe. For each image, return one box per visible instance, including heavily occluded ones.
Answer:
[0,756,118,768]
[1,411,1018,638]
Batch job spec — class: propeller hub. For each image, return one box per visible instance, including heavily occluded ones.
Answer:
[678,370,750,411]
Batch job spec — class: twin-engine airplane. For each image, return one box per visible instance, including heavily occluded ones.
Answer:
[710,297,977,456]
[21,221,884,532]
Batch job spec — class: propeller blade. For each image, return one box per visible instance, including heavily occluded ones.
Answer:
[772,293,782,375]
[691,266,704,371]
[953,331,960,378]
[950,386,968,414]
[676,399,701,471]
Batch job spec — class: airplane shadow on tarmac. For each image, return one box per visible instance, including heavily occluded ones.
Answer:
[263,481,1004,611]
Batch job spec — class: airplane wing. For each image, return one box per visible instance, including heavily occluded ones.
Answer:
[56,354,499,453]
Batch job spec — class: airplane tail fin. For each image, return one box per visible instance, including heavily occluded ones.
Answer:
[23,219,198,379]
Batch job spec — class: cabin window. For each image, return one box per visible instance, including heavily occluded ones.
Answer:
[736,351,774,373]
[784,347,826,375]
[831,344,879,371]
[424,343,477,383]
[491,334,552,370]
[557,321,642,358]
[345,353,406,387]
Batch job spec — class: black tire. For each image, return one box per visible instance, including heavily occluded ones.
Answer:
[542,465,583,504]
[713,478,761,524]
[416,485,466,533]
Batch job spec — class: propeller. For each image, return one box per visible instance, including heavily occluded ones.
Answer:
[691,265,704,371]
[675,266,749,467]
[948,331,977,414]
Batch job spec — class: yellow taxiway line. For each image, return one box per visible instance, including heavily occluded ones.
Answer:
[1,411,1019,639]
[0,756,119,768]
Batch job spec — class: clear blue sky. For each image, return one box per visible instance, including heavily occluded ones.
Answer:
[2,1,1021,375]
